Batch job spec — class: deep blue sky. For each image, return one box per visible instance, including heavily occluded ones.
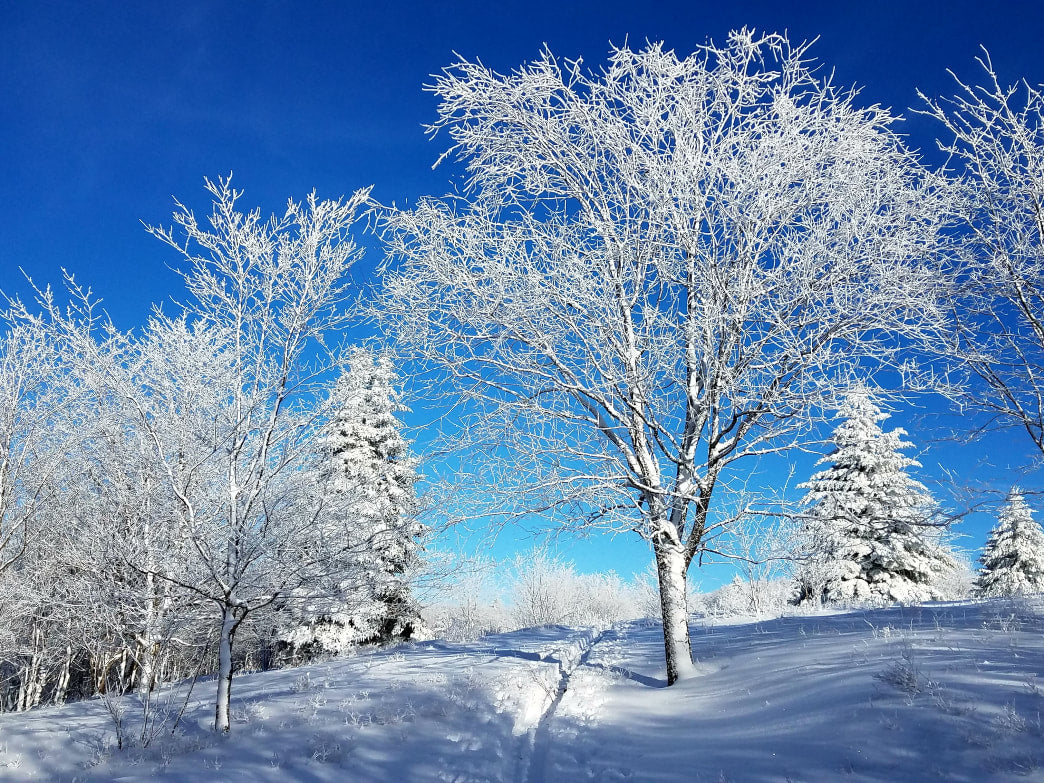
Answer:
[3,1,1042,586]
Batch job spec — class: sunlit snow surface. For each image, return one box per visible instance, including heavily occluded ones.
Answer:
[2,600,1042,781]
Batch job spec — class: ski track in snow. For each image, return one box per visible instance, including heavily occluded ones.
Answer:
[520,627,610,783]
[1,599,1043,782]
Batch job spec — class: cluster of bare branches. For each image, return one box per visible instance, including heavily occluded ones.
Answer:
[920,53,1044,459]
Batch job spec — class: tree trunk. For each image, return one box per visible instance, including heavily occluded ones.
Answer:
[53,644,73,706]
[18,624,46,711]
[214,604,242,733]
[137,644,156,697]
[654,537,697,685]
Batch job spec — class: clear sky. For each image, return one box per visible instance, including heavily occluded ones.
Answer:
[3,1,1043,588]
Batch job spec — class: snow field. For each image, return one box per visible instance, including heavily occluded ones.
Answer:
[0,627,599,782]
[0,600,1041,782]
[544,603,1044,782]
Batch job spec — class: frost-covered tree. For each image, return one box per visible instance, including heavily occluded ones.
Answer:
[377,32,950,682]
[15,178,375,732]
[921,57,1044,456]
[0,312,121,711]
[134,179,374,733]
[796,387,957,604]
[65,388,205,702]
[328,348,423,638]
[0,319,71,576]
[977,490,1044,597]
[279,347,424,657]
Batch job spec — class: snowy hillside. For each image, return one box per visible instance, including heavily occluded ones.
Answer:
[2,599,1042,782]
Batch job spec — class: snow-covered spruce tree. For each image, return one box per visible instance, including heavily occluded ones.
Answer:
[796,387,957,605]
[279,347,424,659]
[977,490,1044,597]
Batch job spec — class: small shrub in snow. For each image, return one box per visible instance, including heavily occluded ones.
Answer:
[291,673,315,694]
[506,550,643,629]
[998,701,1030,733]
[876,653,924,696]
[703,576,796,619]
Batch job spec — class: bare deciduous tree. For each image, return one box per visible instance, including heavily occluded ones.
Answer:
[135,177,375,732]
[0,319,70,575]
[920,55,1044,456]
[378,32,950,683]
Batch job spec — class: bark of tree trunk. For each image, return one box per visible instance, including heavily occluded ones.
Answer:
[18,624,45,711]
[654,537,697,685]
[214,604,242,733]
[137,565,159,695]
[53,643,73,706]
[138,647,156,697]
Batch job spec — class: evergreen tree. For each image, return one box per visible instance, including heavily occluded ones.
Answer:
[278,348,425,657]
[977,490,1044,597]
[325,347,425,641]
[796,386,957,604]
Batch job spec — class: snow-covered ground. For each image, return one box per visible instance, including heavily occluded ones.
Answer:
[1,599,1042,782]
